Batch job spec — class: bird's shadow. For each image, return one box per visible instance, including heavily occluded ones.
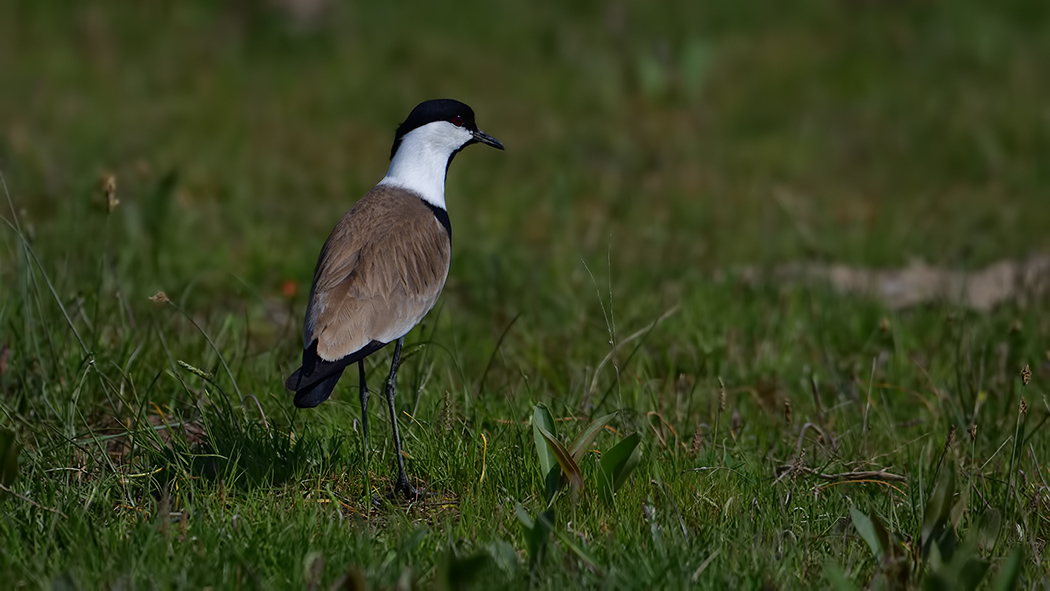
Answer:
[155,409,349,491]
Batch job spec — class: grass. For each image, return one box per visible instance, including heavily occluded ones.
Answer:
[1,0,1048,588]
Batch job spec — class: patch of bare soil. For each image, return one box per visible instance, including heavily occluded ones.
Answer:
[740,256,1050,310]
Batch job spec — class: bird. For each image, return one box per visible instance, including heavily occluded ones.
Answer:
[285,98,503,498]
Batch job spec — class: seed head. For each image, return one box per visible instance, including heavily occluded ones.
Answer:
[102,173,118,212]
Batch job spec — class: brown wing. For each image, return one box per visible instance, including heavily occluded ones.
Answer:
[304,187,451,362]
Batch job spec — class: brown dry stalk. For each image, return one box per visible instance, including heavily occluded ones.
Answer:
[776,465,906,483]
[0,484,68,517]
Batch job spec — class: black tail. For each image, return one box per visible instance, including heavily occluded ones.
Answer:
[285,339,388,408]
[291,368,345,408]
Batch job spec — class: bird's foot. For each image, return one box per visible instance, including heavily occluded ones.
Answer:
[368,479,432,507]
[392,478,429,501]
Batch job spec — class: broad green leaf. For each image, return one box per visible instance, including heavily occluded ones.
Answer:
[441,551,490,591]
[543,466,561,504]
[679,37,713,100]
[636,53,668,98]
[536,425,583,493]
[532,405,557,479]
[486,540,520,575]
[977,508,1001,548]
[551,527,605,575]
[50,573,79,591]
[949,490,968,530]
[927,542,946,573]
[957,557,990,591]
[922,464,956,554]
[517,506,554,571]
[850,508,889,561]
[302,551,324,590]
[515,504,534,530]
[599,433,642,503]
[949,522,981,574]
[568,412,615,463]
[923,572,953,591]
[992,548,1023,591]
[824,560,860,591]
[537,509,555,530]
[535,509,554,562]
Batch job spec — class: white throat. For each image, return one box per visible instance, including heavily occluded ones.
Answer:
[377,120,472,210]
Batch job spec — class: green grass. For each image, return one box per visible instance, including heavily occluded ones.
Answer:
[1,0,1048,588]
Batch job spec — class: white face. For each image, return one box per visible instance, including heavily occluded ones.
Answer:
[402,120,475,156]
[378,120,475,209]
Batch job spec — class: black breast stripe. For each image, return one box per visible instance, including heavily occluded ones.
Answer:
[421,199,452,241]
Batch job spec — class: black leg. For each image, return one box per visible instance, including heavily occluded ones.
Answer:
[358,359,370,465]
[384,337,417,497]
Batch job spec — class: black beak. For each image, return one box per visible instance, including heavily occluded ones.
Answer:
[473,129,504,150]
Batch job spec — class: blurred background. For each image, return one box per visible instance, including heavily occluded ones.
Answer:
[4,2,1050,586]
[1,0,1048,367]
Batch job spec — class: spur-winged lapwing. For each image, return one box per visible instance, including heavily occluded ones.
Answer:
[285,98,503,497]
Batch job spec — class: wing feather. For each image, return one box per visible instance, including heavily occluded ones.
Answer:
[303,187,451,363]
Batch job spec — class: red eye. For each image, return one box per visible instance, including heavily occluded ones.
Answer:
[451,115,465,127]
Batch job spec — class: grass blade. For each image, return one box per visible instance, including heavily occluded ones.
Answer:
[0,429,19,489]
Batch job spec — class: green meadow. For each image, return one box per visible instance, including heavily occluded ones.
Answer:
[1,1,1048,588]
